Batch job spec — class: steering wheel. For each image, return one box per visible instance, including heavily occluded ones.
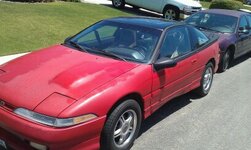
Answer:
[133,45,148,57]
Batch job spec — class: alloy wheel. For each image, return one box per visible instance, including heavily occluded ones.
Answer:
[113,0,122,7]
[203,67,213,92]
[223,50,230,71]
[113,109,137,148]
[164,9,176,20]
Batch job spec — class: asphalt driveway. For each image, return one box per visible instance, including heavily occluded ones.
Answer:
[131,53,251,150]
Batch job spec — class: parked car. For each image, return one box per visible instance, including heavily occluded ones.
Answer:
[0,17,220,150]
[185,9,251,72]
[245,0,251,5]
[112,0,202,20]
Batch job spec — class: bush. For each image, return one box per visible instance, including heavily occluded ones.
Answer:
[209,0,243,10]
[200,0,213,2]
[234,0,244,3]
[61,0,80,2]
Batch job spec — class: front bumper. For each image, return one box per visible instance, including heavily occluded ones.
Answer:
[180,7,202,19]
[0,107,106,150]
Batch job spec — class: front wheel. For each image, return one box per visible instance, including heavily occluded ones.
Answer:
[101,100,142,150]
[163,7,179,20]
[112,0,125,9]
[218,50,231,72]
[195,63,214,97]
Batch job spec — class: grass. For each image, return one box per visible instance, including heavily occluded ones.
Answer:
[0,1,130,56]
[1,1,251,56]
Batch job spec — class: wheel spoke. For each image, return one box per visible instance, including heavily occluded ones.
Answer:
[114,128,122,138]
[120,115,126,124]
[126,114,133,123]
[118,134,126,144]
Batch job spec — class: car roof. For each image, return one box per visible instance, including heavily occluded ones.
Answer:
[106,16,179,30]
[201,9,248,17]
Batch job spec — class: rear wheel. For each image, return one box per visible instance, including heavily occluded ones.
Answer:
[112,0,125,9]
[195,62,214,97]
[132,5,140,9]
[163,6,180,20]
[101,100,142,150]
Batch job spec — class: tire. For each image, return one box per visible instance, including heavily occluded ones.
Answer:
[101,100,142,150]
[112,0,125,9]
[218,49,231,73]
[163,6,180,20]
[132,5,140,9]
[195,62,214,97]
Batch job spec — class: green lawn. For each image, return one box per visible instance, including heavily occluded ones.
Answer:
[0,1,130,56]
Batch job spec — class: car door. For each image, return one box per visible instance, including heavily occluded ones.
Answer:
[140,0,164,12]
[236,15,250,57]
[244,15,251,53]
[151,26,199,111]
[125,0,142,7]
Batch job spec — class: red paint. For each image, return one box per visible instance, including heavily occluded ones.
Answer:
[0,40,220,149]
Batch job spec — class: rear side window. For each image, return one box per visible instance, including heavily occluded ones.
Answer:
[189,27,209,50]
[159,26,192,59]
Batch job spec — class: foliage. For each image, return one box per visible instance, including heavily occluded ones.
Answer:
[209,0,243,10]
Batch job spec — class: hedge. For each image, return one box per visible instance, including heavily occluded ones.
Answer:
[209,0,243,10]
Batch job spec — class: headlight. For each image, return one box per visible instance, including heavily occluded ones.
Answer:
[183,6,192,13]
[14,108,97,127]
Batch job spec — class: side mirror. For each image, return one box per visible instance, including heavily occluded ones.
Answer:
[64,36,72,43]
[238,27,249,34]
[153,58,177,71]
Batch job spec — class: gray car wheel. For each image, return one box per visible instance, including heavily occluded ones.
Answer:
[112,0,125,8]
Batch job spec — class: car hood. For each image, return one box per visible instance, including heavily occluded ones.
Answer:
[177,0,202,7]
[0,45,139,110]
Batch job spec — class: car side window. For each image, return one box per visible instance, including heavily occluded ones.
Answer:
[159,27,192,59]
[239,16,249,30]
[189,27,209,50]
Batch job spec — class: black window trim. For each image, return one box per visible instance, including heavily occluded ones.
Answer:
[152,25,219,65]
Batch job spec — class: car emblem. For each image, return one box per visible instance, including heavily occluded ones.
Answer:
[0,100,5,107]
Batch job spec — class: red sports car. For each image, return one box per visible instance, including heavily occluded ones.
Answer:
[0,17,220,150]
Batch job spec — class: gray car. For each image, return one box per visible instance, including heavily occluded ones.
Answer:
[245,0,251,5]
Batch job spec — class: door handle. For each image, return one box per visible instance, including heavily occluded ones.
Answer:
[191,59,197,64]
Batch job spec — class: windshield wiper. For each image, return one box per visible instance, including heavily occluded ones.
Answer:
[68,41,90,53]
[196,25,222,33]
[96,49,127,62]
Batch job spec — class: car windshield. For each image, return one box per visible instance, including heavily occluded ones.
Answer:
[66,20,161,63]
[185,12,238,33]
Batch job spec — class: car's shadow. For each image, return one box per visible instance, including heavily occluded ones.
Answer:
[102,4,163,18]
[229,52,251,68]
[138,92,201,136]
